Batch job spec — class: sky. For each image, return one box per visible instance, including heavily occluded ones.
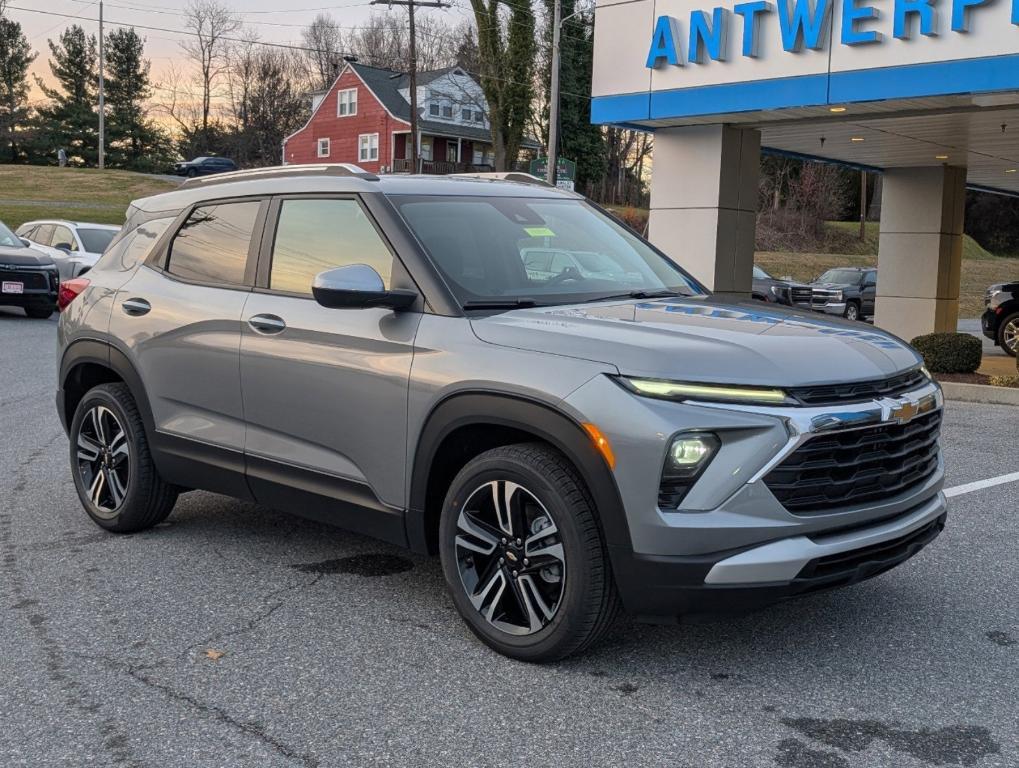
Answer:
[9,0,471,106]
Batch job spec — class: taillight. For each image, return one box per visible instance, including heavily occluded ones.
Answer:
[57,277,90,311]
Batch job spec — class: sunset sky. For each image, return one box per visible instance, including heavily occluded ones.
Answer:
[10,0,463,108]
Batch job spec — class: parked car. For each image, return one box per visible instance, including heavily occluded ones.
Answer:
[751,265,813,309]
[16,220,120,281]
[0,219,59,318]
[172,156,238,178]
[56,167,946,661]
[981,281,1019,357]
[810,267,877,321]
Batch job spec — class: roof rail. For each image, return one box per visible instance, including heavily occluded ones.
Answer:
[180,163,379,188]
[449,171,553,187]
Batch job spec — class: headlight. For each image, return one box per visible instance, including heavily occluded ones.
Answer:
[832,289,843,301]
[620,377,795,406]
[769,285,788,299]
[659,433,720,509]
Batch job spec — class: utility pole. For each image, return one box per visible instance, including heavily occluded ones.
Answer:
[372,0,448,174]
[547,2,582,187]
[98,0,105,170]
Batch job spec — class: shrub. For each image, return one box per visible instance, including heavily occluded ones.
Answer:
[910,332,983,374]
[988,375,1019,388]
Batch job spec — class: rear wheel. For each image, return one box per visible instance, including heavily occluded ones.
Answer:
[70,383,178,532]
[25,305,54,319]
[439,443,621,662]
[997,311,1019,357]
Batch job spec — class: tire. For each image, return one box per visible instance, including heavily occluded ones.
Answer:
[996,311,1019,357]
[186,167,198,178]
[439,443,622,662]
[69,382,179,533]
[844,301,861,322]
[25,305,54,319]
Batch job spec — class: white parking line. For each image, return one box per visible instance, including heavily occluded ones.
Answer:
[944,471,1019,498]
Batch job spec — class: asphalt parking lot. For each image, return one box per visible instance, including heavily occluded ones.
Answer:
[1,308,1016,768]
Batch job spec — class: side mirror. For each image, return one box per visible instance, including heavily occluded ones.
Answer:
[312,264,417,311]
[19,238,31,248]
[54,243,73,252]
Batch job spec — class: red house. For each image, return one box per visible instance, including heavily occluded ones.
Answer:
[282,62,538,173]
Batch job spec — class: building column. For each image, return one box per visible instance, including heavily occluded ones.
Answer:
[648,125,760,297]
[874,166,966,341]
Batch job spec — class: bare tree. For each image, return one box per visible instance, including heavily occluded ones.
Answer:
[180,0,241,142]
[301,13,343,90]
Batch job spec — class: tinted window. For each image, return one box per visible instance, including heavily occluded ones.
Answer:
[78,228,118,253]
[818,269,864,285]
[269,199,392,294]
[52,225,78,251]
[167,201,260,285]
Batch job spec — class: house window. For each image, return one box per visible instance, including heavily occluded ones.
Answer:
[446,142,458,163]
[442,104,453,118]
[420,137,433,161]
[358,133,379,162]
[316,138,330,158]
[461,108,471,121]
[474,110,484,123]
[337,88,357,117]
[430,103,440,116]
[472,148,483,165]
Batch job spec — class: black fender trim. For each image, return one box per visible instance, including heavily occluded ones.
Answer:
[406,392,636,589]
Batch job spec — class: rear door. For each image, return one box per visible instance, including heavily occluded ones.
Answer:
[109,197,267,498]
[238,195,422,540]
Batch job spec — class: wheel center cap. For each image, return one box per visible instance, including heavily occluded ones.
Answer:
[504,550,519,564]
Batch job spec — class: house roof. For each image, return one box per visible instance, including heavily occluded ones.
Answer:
[349,62,540,149]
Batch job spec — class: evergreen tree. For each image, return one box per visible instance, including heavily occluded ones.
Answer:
[105,27,171,170]
[35,25,98,165]
[0,15,35,162]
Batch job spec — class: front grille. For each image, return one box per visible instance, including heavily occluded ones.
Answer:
[790,287,812,304]
[787,368,928,406]
[811,289,837,306]
[764,409,942,514]
[795,513,945,587]
[0,269,48,289]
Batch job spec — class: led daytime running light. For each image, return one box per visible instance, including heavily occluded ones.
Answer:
[626,378,790,405]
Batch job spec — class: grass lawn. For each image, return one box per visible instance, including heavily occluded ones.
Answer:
[0,165,177,229]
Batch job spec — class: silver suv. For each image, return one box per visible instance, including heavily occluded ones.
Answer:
[56,165,947,661]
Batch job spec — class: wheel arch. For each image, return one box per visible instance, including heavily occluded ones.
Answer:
[59,340,155,440]
[407,392,633,564]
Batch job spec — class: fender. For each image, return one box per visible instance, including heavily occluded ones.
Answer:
[406,392,635,571]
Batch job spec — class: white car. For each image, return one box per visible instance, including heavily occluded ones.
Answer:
[15,220,120,281]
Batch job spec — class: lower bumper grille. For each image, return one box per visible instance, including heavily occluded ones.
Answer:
[795,513,946,588]
[764,409,942,514]
[0,269,50,289]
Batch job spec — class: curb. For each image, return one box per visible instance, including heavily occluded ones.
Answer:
[940,381,1019,406]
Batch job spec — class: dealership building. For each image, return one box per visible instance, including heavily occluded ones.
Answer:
[592,0,1018,339]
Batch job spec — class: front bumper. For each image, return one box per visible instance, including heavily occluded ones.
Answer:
[814,301,847,315]
[563,374,946,619]
[980,308,998,341]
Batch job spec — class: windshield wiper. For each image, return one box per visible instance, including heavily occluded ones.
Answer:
[582,289,692,303]
[462,298,541,310]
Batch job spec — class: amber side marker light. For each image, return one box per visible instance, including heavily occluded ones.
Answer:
[582,423,616,469]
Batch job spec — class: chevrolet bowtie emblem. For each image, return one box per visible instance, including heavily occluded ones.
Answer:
[890,399,919,424]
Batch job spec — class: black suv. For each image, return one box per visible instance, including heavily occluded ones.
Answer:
[751,265,813,309]
[0,220,59,318]
[173,156,238,178]
[810,267,877,322]
[981,281,1019,357]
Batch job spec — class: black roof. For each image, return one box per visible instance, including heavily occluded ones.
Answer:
[350,62,540,149]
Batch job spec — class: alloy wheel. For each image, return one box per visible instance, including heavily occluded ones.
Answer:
[846,304,859,321]
[76,405,130,518]
[454,480,566,636]
[1004,318,1018,354]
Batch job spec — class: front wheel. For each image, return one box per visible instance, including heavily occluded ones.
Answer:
[439,443,621,662]
[997,311,1019,357]
[69,382,179,532]
[844,301,861,322]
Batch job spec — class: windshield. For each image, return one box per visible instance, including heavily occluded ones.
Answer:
[817,268,863,285]
[0,221,22,248]
[78,228,118,253]
[390,195,704,306]
[752,265,771,280]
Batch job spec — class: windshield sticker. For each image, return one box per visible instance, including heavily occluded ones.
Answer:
[524,226,556,238]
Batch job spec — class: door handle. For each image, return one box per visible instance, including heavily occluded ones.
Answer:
[122,298,151,316]
[248,313,286,334]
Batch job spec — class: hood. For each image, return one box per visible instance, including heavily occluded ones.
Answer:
[470,297,921,387]
[0,244,56,268]
[811,281,854,291]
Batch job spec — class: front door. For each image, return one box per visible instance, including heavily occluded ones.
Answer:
[861,271,877,316]
[111,199,265,498]
[239,197,421,542]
